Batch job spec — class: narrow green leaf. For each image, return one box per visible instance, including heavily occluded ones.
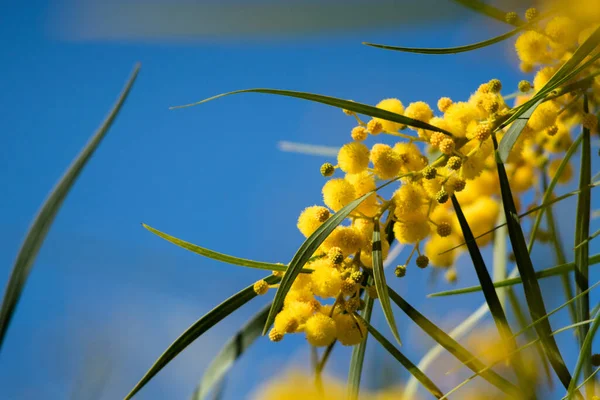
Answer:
[567,305,600,399]
[171,89,453,136]
[452,0,523,26]
[429,253,600,297]
[574,95,592,396]
[262,178,398,335]
[372,220,401,345]
[142,224,298,273]
[364,21,528,54]
[498,97,544,162]
[563,367,600,400]
[493,209,507,307]
[124,275,280,400]
[493,136,577,394]
[575,228,600,249]
[0,64,140,351]
[347,278,375,400]
[192,303,271,400]
[360,317,444,399]
[387,287,521,397]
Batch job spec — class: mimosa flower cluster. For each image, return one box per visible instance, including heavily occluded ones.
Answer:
[254,6,600,348]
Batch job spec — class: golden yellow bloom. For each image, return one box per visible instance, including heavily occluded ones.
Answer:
[297,205,330,237]
[393,213,431,244]
[404,101,434,129]
[351,125,368,141]
[548,158,573,184]
[425,234,459,268]
[253,280,270,295]
[375,98,405,132]
[515,30,552,65]
[334,314,366,346]
[370,143,402,179]
[310,261,343,298]
[437,97,453,112]
[322,178,356,211]
[274,308,299,333]
[304,313,337,346]
[337,142,370,174]
[322,226,363,255]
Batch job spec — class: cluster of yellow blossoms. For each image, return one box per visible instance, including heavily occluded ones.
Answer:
[253,6,600,349]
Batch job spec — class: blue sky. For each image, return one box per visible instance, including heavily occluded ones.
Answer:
[0,1,598,399]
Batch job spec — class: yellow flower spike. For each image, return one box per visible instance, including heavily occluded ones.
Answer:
[528,101,560,131]
[392,183,427,218]
[429,131,446,148]
[487,79,502,93]
[304,313,337,347]
[393,213,431,244]
[548,158,573,184]
[311,261,343,298]
[322,226,364,255]
[444,101,482,137]
[370,143,402,179]
[268,328,284,342]
[511,165,537,193]
[351,125,368,141]
[374,98,405,132]
[297,205,331,237]
[393,141,428,172]
[322,178,356,211]
[327,246,344,265]
[274,309,299,334]
[439,138,455,155]
[337,142,370,174]
[425,234,460,268]
[286,300,315,324]
[341,278,358,296]
[524,7,538,21]
[253,280,270,295]
[515,30,553,65]
[446,156,462,171]
[520,62,534,73]
[366,118,383,135]
[334,314,367,346]
[423,176,443,199]
[365,285,378,299]
[437,97,453,113]
[404,101,434,130]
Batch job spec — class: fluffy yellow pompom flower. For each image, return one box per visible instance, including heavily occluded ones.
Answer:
[370,143,402,179]
[533,66,557,92]
[404,101,434,130]
[425,234,459,268]
[528,101,559,131]
[351,126,368,141]
[337,142,370,174]
[453,197,500,246]
[297,206,330,237]
[393,142,427,172]
[375,98,405,132]
[304,313,337,347]
[545,17,578,46]
[444,102,482,138]
[548,159,573,184]
[274,309,299,334]
[346,172,379,216]
[393,213,431,244]
[515,30,552,65]
[437,97,453,112]
[322,178,356,211]
[393,183,426,219]
[311,261,343,298]
[323,226,363,255]
[511,165,537,193]
[286,300,314,323]
[334,314,366,346]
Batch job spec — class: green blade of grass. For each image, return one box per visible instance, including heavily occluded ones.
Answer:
[563,367,600,400]
[452,0,523,26]
[575,228,600,249]
[347,277,374,400]
[261,178,399,335]
[451,195,530,394]
[171,89,453,136]
[372,220,401,345]
[567,304,600,399]
[360,317,444,399]
[192,303,271,400]
[142,224,299,273]
[498,97,544,162]
[493,209,508,307]
[0,64,140,351]
[492,135,578,395]
[387,287,521,397]
[124,274,280,400]
[429,253,600,297]
[574,95,592,396]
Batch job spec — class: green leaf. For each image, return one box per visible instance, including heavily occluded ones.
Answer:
[360,317,444,399]
[192,303,271,400]
[364,23,526,54]
[142,224,298,273]
[498,97,544,162]
[171,89,453,136]
[429,253,600,297]
[347,278,375,400]
[574,95,592,395]
[575,228,600,249]
[493,136,577,394]
[371,220,401,345]
[124,274,280,400]
[0,64,141,351]
[452,0,523,26]
[387,287,521,397]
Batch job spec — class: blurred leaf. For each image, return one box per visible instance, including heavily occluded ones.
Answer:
[429,253,600,297]
[192,304,271,400]
[493,209,508,307]
[172,89,453,136]
[387,287,520,397]
[372,221,401,345]
[0,64,140,351]
[360,317,444,399]
[452,0,523,26]
[574,95,592,395]
[494,136,577,394]
[124,275,281,400]
[347,277,375,400]
[564,367,600,400]
[498,98,544,162]
[575,228,600,249]
[142,224,300,273]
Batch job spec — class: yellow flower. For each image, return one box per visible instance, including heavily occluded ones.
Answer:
[337,142,370,174]
[393,212,431,244]
[404,101,434,129]
[322,178,356,211]
[424,234,460,268]
[304,313,337,346]
[370,143,402,179]
[310,260,343,298]
[515,30,552,65]
[297,206,330,237]
[375,98,405,132]
[548,158,573,184]
[322,226,364,256]
[334,314,367,346]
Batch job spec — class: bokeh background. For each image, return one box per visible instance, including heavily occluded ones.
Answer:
[1,0,598,399]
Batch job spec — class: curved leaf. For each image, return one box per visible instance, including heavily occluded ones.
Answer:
[171,89,453,136]
[0,64,140,351]
[347,279,374,400]
[452,0,523,26]
[124,275,280,400]
[142,224,299,273]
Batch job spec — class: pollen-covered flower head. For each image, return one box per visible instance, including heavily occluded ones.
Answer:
[322,178,356,211]
[304,313,337,346]
[334,314,366,346]
[374,98,405,132]
[297,205,330,237]
[370,143,402,179]
[515,30,552,65]
[310,259,343,298]
[337,142,370,174]
[404,101,434,130]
